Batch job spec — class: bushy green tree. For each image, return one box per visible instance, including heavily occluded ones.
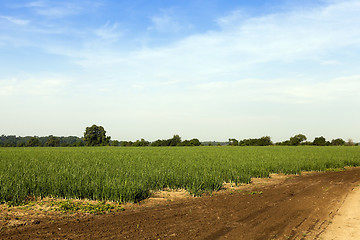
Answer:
[169,135,181,146]
[16,141,26,147]
[26,137,41,147]
[229,138,238,146]
[238,136,273,146]
[133,139,150,147]
[45,136,60,147]
[189,138,201,146]
[150,135,183,146]
[83,124,111,146]
[150,139,166,146]
[331,138,345,146]
[313,136,327,146]
[289,134,307,146]
[178,138,201,146]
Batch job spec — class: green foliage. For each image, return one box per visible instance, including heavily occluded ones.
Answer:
[313,136,327,146]
[17,142,26,147]
[150,135,182,146]
[132,139,150,147]
[290,134,307,146]
[0,135,83,147]
[1,146,360,205]
[169,135,181,146]
[120,141,133,147]
[276,134,308,146]
[45,136,60,147]
[178,138,201,146]
[51,200,124,214]
[229,138,239,146]
[72,140,85,147]
[111,140,120,146]
[26,137,41,147]
[83,124,111,146]
[331,138,345,146]
[150,139,166,146]
[238,136,273,146]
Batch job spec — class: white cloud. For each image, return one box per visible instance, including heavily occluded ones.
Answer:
[148,10,192,34]
[12,1,83,18]
[94,22,122,42]
[215,10,248,28]
[1,0,360,140]
[193,75,360,105]
[0,16,29,25]
[24,1,47,8]
[63,0,359,75]
[0,77,71,97]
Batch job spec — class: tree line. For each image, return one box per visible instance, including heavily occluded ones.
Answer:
[0,125,358,147]
[0,135,84,147]
[229,134,357,146]
[0,125,201,147]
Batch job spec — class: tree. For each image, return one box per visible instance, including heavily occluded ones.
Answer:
[133,139,150,147]
[178,138,201,146]
[72,140,85,147]
[45,136,60,147]
[17,141,26,147]
[83,124,111,146]
[331,138,345,146]
[150,139,165,146]
[111,140,120,146]
[189,138,201,146]
[168,135,181,146]
[120,141,133,147]
[313,136,326,146]
[229,138,238,146]
[26,137,41,147]
[257,136,273,146]
[289,134,307,146]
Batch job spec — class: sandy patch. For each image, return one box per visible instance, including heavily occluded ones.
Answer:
[319,184,360,240]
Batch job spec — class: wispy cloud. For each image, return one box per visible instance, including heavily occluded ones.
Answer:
[195,75,360,104]
[149,14,182,33]
[61,0,358,73]
[23,1,47,8]
[0,77,71,97]
[1,0,360,140]
[11,1,87,18]
[215,9,248,28]
[148,9,193,34]
[0,15,29,25]
[94,22,122,42]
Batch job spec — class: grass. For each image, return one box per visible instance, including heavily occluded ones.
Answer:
[0,146,360,204]
[50,200,124,214]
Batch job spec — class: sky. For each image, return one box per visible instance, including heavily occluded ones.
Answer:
[1,0,360,142]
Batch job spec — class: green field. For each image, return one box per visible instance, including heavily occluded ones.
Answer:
[1,146,360,204]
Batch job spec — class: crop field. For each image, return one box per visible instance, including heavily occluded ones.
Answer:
[1,146,360,204]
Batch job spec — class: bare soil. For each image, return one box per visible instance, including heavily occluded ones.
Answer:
[1,167,360,240]
[319,182,360,240]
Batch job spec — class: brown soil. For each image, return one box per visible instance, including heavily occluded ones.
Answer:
[1,167,360,240]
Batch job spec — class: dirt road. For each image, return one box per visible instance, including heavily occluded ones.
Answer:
[319,182,360,240]
[2,167,360,240]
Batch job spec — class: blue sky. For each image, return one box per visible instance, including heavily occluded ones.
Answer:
[1,0,360,142]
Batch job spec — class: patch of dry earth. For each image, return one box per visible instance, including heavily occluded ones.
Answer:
[319,184,360,240]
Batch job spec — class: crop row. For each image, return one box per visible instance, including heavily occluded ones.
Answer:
[0,146,359,204]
